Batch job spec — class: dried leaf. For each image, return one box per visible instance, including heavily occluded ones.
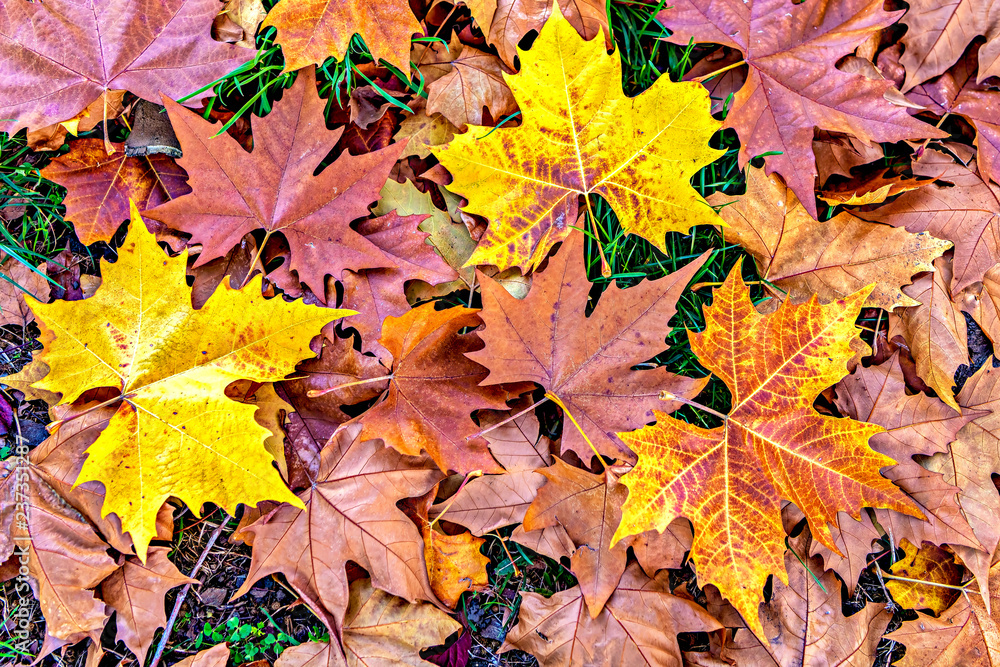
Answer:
[887,540,964,615]
[41,139,190,245]
[435,4,722,271]
[26,205,345,558]
[713,166,951,309]
[234,424,443,632]
[0,0,253,134]
[470,232,710,462]
[659,0,945,218]
[614,265,921,636]
[145,68,402,298]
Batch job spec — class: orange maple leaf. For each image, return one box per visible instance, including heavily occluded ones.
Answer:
[613,264,923,636]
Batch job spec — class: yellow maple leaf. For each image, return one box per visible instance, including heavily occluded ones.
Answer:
[434,0,723,272]
[27,202,352,559]
[612,264,922,636]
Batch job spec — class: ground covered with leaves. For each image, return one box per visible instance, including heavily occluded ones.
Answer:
[1,0,1000,666]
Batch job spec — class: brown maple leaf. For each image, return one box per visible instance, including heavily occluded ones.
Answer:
[276,333,390,488]
[830,352,982,571]
[273,580,461,667]
[424,41,518,128]
[721,549,893,666]
[233,424,443,633]
[813,131,885,185]
[469,231,710,463]
[658,0,944,218]
[897,0,1000,90]
[0,0,253,134]
[0,259,49,328]
[0,456,117,643]
[503,563,721,667]
[355,303,519,474]
[906,45,1000,188]
[712,166,951,309]
[428,470,545,536]
[41,139,190,245]
[524,458,690,617]
[101,548,196,663]
[893,257,969,411]
[923,362,1000,602]
[887,557,1000,666]
[340,209,459,356]
[144,67,402,298]
[855,147,1000,295]
[487,0,610,69]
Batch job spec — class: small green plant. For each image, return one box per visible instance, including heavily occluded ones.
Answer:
[194,611,298,662]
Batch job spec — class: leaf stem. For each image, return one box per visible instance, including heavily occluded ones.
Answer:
[692,60,746,83]
[466,396,550,441]
[881,573,977,592]
[659,390,729,421]
[239,230,272,290]
[428,469,484,529]
[491,530,521,577]
[545,391,607,472]
[46,392,127,434]
[306,374,393,398]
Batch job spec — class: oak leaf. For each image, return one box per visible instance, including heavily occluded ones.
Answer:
[435,4,722,272]
[897,0,1000,90]
[0,0,253,134]
[101,547,196,663]
[855,148,1000,294]
[713,167,951,309]
[524,458,690,617]
[274,579,461,667]
[503,564,721,667]
[613,265,922,635]
[263,0,421,75]
[41,139,190,245]
[356,302,518,474]
[233,424,443,633]
[658,0,944,218]
[144,67,403,299]
[887,540,963,615]
[469,231,710,462]
[722,550,892,666]
[26,204,347,559]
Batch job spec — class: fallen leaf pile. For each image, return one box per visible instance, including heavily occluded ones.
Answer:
[2,0,1000,665]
